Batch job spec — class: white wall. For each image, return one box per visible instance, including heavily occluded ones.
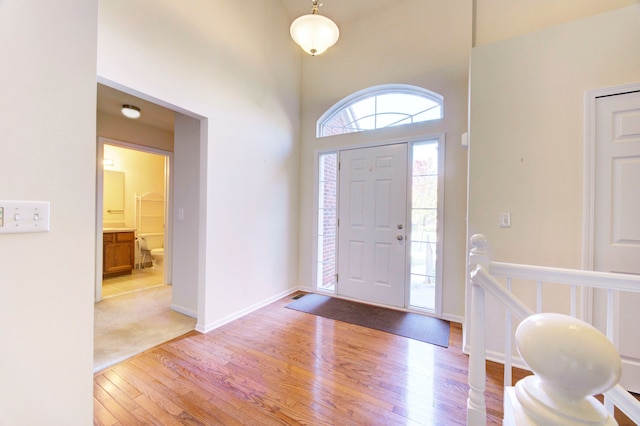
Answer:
[0,1,97,424]
[298,0,472,320]
[98,0,301,330]
[475,0,637,46]
[2,2,635,422]
[97,110,174,152]
[102,144,166,229]
[172,113,202,316]
[468,5,640,355]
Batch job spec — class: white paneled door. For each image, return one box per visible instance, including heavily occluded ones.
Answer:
[594,90,640,393]
[337,144,407,307]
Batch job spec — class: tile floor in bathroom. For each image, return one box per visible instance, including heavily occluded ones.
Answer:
[102,266,164,299]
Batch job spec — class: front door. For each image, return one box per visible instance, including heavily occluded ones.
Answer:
[593,89,640,393]
[337,144,407,307]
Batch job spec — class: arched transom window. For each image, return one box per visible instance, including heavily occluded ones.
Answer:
[317,84,443,138]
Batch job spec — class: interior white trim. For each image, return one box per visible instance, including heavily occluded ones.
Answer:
[582,81,640,323]
[195,288,298,334]
[316,84,444,138]
[313,132,447,317]
[96,77,208,330]
[97,76,206,120]
[170,303,197,319]
[96,136,173,302]
[442,313,464,324]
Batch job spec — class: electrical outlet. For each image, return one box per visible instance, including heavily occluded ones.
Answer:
[499,213,511,228]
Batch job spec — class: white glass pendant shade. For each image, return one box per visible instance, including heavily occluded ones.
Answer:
[290,14,339,56]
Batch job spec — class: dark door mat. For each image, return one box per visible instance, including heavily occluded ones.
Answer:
[285,293,450,348]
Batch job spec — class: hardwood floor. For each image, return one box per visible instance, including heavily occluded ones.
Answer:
[94,293,636,425]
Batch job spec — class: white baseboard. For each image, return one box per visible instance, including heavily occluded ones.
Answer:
[297,284,314,292]
[171,303,197,318]
[462,343,530,372]
[191,285,464,337]
[195,287,301,334]
[486,349,529,372]
[442,313,464,324]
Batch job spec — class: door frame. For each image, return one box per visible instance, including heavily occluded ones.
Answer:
[312,133,445,316]
[95,137,173,302]
[582,82,640,322]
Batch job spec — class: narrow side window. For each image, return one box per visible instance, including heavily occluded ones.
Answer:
[317,152,338,292]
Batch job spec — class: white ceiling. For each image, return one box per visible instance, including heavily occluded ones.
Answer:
[280,0,396,25]
[95,1,396,132]
[97,84,175,132]
[96,1,634,131]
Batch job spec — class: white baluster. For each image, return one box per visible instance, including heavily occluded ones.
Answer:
[505,277,513,388]
[512,313,621,425]
[467,234,490,426]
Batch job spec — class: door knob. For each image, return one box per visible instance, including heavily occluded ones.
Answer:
[397,224,403,230]
[397,235,404,241]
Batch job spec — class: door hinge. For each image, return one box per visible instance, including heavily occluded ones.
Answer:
[337,218,339,227]
[335,273,338,283]
[338,161,341,171]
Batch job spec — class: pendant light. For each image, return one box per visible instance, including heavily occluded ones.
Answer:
[290,0,339,56]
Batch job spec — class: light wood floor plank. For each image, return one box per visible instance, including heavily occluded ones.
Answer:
[94,292,637,425]
[132,393,187,426]
[134,351,250,426]
[94,379,143,425]
[93,397,119,426]
[112,363,185,417]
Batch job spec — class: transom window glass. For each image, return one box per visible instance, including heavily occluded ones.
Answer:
[317,85,443,138]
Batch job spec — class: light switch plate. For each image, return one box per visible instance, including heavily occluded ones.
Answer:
[0,201,50,233]
[499,212,511,228]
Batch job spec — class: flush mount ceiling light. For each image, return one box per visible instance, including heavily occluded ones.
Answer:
[290,0,339,56]
[121,104,141,119]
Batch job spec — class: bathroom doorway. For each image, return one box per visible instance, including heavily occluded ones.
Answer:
[99,139,172,300]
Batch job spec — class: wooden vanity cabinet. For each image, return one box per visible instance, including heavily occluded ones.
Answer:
[103,231,135,278]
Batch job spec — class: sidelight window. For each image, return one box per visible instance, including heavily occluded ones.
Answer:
[316,152,338,292]
[409,141,440,310]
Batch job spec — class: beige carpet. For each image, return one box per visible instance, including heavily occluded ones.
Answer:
[94,285,196,372]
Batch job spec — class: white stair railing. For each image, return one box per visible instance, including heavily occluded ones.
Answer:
[466,234,640,425]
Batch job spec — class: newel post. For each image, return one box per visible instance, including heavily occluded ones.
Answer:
[467,234,490,426]
[512,313,621,425]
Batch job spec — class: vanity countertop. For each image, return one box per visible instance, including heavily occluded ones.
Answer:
[103,228,136,233]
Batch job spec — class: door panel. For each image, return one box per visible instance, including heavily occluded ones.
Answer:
[594,90,640,393]
[338,144,407,307]
[612,157,640,245]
